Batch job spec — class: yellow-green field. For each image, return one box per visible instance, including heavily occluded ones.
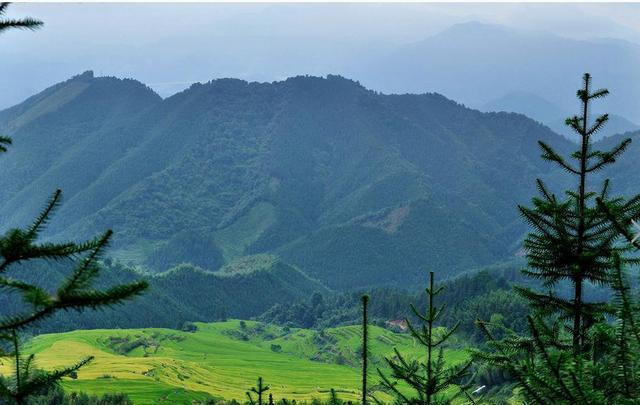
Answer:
[0,321,468,404]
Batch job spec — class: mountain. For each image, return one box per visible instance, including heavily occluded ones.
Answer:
[0,71,598,291]
[481,91,640,141]
[481,91,565,126]
[0,71,162,232]
[355,22,640,124]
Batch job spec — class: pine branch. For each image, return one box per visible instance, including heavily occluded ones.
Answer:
[565,116,584,135]
[25,190,62,240]
[538,141,579,174]
[585,113,609,137]
[0,280,147,331]
[587,138,632,173]
[0,18,42,32]
[59,230,112,293]
[0,3,43,35]
[473,320,546,404]
[14,356,93,401]
[588,88,609,100]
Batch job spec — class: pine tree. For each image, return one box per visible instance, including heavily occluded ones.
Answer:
[329,388,341,405]
[0,8,147,402]
[376,272,471,404]
[0,197,148,403]
[361,295,369,405]
[515,73,639,354]
[472,74,640,403]
[247,377,270,405]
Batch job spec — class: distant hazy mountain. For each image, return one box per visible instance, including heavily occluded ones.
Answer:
[356,21,640,124]
[4,71,635,292]
[480,91,640,141]
[480,91,566,126]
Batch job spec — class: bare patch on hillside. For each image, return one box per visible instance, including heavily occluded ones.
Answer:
[361,205,411,234]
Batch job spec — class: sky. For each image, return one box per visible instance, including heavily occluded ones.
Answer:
[3,3,640,109]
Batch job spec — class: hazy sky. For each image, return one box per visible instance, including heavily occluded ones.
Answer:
[3,3,640,109]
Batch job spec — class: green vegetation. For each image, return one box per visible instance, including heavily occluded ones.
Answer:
[0,68,592,290]
[377,272,471,404]
[0,257,325,335]
[515,73,637,353]
[474,74,640,403]
[0,321,467,404]
[260,267,530,343]
[4,7,640,404]
[0,5,146,403]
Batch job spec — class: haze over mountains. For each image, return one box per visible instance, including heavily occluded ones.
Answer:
[354,22,640,126]
[2,69,639,295]
[4,8,640,128]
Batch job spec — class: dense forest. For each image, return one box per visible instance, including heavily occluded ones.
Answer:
[3,68,640,294]
[0,69,583,288]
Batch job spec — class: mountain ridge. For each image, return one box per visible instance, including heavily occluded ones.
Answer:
[1,72,632,291]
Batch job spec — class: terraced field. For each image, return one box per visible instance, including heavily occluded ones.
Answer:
[0,321,468,404]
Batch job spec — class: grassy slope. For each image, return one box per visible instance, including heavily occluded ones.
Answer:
[1,321,467,404]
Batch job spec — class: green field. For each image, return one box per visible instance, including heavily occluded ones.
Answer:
[0,320,469,404]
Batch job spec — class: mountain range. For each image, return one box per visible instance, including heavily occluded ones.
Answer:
[0,71,638,297]
[480,90,639,141]
[354,22,640,125]
[6,20,640,128]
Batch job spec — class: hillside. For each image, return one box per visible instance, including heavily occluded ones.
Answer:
[0,257,325,334]
[0,72,587,291]
[2,321,468,404]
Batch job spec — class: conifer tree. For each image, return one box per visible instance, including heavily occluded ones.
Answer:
[376,272,471,404]
[361,295,369,405]
[515,73,639,354]
[0,192,148,404]
[473,74,640,403]
[329,388,341,405]
[247,377,270,405]
[0,8,147,402]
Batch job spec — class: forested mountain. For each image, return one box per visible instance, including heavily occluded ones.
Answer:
[1,254,324,334]
[2,70,637,292]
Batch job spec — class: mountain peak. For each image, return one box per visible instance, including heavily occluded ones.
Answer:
[71,70,95,82]
[282,74,362,87]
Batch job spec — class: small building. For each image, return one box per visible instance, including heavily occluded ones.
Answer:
[386,319,408,332]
